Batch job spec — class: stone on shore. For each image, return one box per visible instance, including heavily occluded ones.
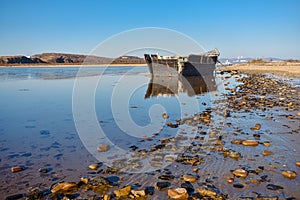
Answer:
[168,188,188,199]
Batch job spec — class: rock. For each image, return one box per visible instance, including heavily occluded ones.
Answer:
[11,167,24,173]
[114,185,131,198]
[131,189,146,198]
[250,123,261,130]
[233,183,244,188]
[168,188,188,199]
[296,162,300,167]
[263,141,271,146]
[263,150,273,156]
[229,151,241,159]
[231,139,243,145]
[80,176,110,186]
[242,140,259,146]
[97,144,110,152]
[26,188,44,199]
[166,122,179,128]
[197,188,217,198]
[181,182,194,193]
[130,106,137,108]
[158,174,175,181]
[232,169,248,178]
[103,194,111,200]
[38,168,49,173]
[282,170,297,179]
[40,130,50,135]
[227,178,234,183]
[182,175,197,183]
[51,182,78,194]
[5,193,25,200]
[296,112,300,116]
[155,182,170,190]
[266,184,283,190]
[162,112,169,119]
[89,163,99,170]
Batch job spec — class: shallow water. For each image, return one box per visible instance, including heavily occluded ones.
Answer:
[0,67,299,199]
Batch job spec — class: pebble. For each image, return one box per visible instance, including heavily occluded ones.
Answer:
[263,150,273,156]
[130,106,137,108]
[156,182,171,190]
[97,144,110,152]
[38,168,49,173]
[227,178,234,183]
[130,189,146,198]
[158,174,175,181]
[51,182,78,194]
[88,163,99,170]
[11,167,24,173]
[296,112,300,116]
[233,183,244,188]
[250,123,261,130]
[168,188,188,199]
[281,170,297,179]
[229,151,241,159]
[197,188,217,198]
[182,174,197,183]
[114,185,131,198]
[263,141,271,146]
[266,184,283,190]
[296,162,300,167]
[242,140,259,146]
[162,112,169,119]
[232,169,248,178]
[231,139,243,145]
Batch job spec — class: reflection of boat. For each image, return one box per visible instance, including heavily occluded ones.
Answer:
[144,49,220,77]
[145,75,217,98]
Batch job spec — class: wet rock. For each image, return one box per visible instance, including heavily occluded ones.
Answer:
[11,167,24,173]
[155,181,171,190]
[232,169,248,178]
[38,168,50,173]
[242,140,259,146]
[88,163,99,170]
[250,123,261,130]
[130,189,146,198]
[103,194,111,200]
[40,130,50,135]
[263,150,273,156]
[158,174,175,181]
[228,151,241,159]
[114,185,131,198]
[26,187,45,199]
[168,188,188,199]
[182,174,197,183]
[162,112,169,119]
[263,141,271,146]
[181,182,194,193]
[130,106,138,108]
[233,183,244,188]
[97,144,110,152]
[266,184,283,190]
[231,139,243,145]
[197,188,217,198]
[80,176,110,186]
[282,170,297,179]
[51,182,78,194]
[166,122,179,128]
[4,193,25,200]
[227,178,234,183]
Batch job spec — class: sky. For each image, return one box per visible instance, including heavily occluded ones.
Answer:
[0,0,299,59]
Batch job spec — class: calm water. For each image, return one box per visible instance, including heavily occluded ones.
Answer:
[0,66,221,196]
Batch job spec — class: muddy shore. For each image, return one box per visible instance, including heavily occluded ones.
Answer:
[2,70,300,199]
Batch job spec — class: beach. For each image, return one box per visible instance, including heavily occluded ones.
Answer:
[219,61,300,77]
[1,66,299,199]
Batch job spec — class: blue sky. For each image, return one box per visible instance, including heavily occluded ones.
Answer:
[0,0,299,58]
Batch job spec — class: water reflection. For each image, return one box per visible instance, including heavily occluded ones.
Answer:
[145,75,217,98]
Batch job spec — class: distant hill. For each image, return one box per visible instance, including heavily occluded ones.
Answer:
[0,53,146,65]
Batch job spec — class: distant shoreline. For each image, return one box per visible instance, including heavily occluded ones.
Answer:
[218,61,300,78]
[0,63,147,68]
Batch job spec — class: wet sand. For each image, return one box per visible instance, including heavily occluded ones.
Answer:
[218,62,300,77]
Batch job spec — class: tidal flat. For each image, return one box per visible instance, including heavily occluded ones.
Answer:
[0,66,299,199]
